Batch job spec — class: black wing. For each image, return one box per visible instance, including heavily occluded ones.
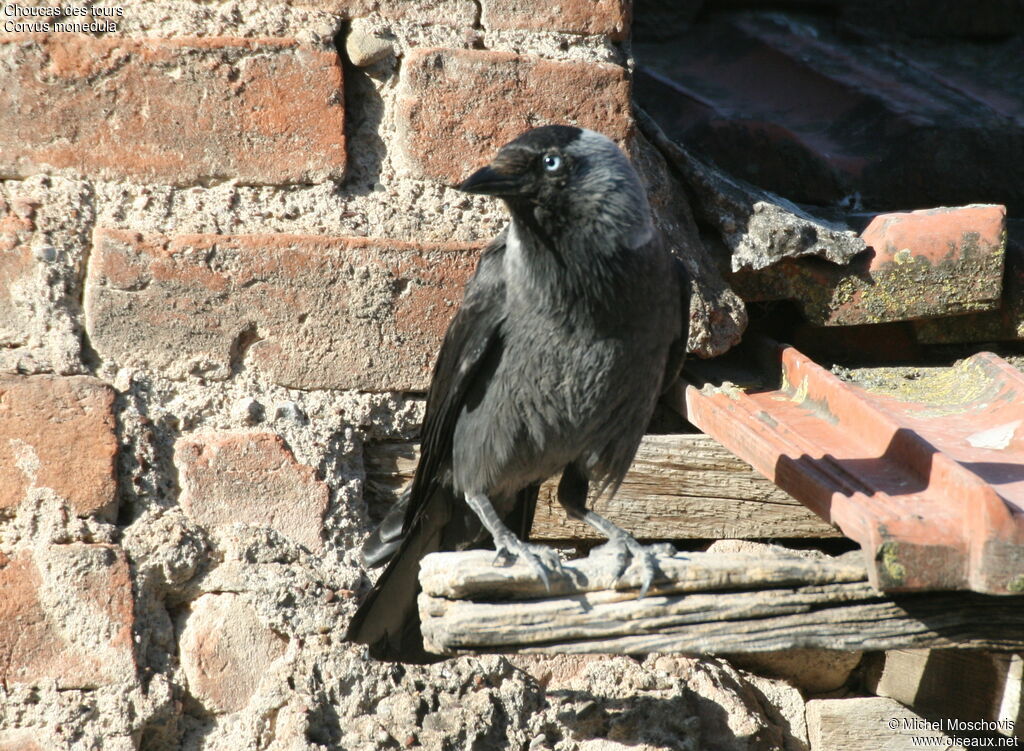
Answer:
[346,233,511,660]
[358,232,509,568]
[404,231,510,530]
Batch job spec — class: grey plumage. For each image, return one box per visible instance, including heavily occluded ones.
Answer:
[346,125,690,661]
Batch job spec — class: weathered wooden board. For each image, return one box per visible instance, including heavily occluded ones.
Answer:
[418,549,1024,656]
[364,434,840,541]
[419,546,866,600]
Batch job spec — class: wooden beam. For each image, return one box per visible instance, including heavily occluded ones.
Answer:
[418,549,1024,657]
[364,434,840,541]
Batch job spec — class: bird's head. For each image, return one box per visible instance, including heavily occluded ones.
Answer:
[458,125,653,250]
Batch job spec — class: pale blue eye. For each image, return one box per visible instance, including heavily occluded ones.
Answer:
[542,154,562,172]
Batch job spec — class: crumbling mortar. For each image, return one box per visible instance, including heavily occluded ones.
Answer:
[70,180,104,375]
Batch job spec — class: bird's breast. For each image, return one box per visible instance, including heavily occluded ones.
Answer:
[451,296,669,498]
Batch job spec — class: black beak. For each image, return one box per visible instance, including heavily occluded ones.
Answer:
[458,165,524,197]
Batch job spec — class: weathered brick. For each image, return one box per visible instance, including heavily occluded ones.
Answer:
[179,592,287,714]
[0,36,344,185]
[85,229,478,391]
[0,545,135,689]
[730,205,1007,326]
[175,432,329,551]
[481,0,631,40]
[0,375,118,519]
[398,48,633,183]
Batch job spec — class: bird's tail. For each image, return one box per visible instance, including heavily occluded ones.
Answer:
[346,484,540,662]
[360,488,411,570]
[345,486,453,663]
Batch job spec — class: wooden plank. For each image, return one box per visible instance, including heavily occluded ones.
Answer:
[419,546,867,600]
[807,697,968,751]
[417,549,1024,656]
[866,650,1023,740]
[364,434,840,541]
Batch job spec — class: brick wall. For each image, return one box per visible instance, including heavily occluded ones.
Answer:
[0,3,643,747]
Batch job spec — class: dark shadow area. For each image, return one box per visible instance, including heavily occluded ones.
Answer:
[633,0,1024,213]
[547,663,808,751]
[549,690,709,749]
[911,650,1020,746]
[963,461,1024,487]
[682,334,787,392]
[333,23,388,198]
[647,400,697,434]
[362,440,416,527]
[635,0,1024,364]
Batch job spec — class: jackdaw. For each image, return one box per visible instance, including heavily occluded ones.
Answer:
[346,125,690,661]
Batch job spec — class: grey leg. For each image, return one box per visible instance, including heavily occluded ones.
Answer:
[558,462,673,596]
[465,492,563,590]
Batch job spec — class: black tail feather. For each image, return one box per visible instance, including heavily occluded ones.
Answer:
[345,486,453,662]
[360,488,411,569]
[346,484,540,662]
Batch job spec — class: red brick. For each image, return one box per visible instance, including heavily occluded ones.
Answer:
[176,432,329,551]
[0,375,118,519]
[398,48,633,183]
[85,229,479,391]
[0,545,135,689]
[634,13,1024,212]
[481,0,631,40]
[0,36,344,185]
[179,593,287,714]
[832,205,1006,324]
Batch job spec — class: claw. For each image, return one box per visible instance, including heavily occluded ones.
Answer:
[592,539,630,579]
[492,533,563,592]
[592,534,673,597]
[466,491,563,592]
[636,548,657,597]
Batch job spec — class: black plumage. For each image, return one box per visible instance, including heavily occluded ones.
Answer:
[346,125,690,661]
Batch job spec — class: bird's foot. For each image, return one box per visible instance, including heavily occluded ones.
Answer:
[592,534,675,597]
[492,532,564,592]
